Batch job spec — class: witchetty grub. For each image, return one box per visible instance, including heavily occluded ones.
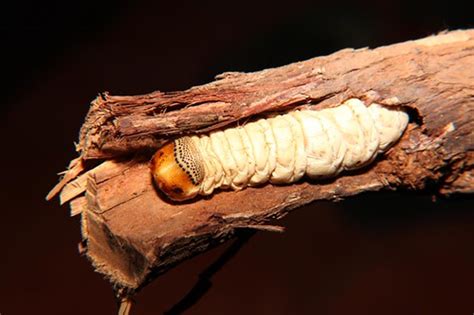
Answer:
[150,98,409,201]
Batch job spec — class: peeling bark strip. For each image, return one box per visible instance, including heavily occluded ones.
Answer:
[50,30,473,295]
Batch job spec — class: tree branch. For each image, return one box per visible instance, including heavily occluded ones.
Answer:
[48,30,473,296]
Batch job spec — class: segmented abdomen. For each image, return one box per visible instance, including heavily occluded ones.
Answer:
[189,98,408,196]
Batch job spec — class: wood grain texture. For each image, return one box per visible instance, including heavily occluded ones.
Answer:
[49,30,473,295]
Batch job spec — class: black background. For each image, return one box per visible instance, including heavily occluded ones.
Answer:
[0,1,473,314]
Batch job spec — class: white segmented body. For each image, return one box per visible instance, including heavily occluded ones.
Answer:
[191,98,409,196]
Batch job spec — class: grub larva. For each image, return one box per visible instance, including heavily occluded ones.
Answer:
[150,98,409,201]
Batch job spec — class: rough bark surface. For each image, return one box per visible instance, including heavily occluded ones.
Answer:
[48,30,473,295]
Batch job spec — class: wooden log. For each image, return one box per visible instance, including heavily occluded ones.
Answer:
[48,30,474,296]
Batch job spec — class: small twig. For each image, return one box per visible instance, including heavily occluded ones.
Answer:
[117,296,133,315]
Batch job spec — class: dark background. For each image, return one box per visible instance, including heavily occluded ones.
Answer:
[0,0,473,314]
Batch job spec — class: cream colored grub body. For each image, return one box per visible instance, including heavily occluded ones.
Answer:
[184,98,409,197]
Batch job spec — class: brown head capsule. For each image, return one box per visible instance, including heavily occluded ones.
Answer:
[150,137,205,201]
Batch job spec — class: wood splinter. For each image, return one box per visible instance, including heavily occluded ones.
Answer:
[47,30,474,303]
